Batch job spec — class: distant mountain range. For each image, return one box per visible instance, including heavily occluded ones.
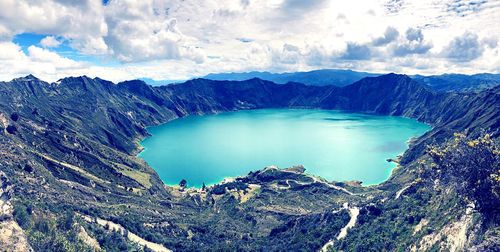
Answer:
[138,77,183,86]
[412,73,500,92]
[204,69,379,87]
[142,69,500,92]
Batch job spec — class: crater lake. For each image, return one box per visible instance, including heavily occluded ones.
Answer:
[138,109,430,187]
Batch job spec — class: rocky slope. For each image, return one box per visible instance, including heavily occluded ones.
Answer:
[0,171,32,251]
[0,73,498,251]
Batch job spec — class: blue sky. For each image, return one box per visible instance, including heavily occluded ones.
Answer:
[12,33,119,66]
[0,0,498,82]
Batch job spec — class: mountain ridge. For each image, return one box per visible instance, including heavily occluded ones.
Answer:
[204,69,380,87]
[201,69,500,92]
[0,73,498,251]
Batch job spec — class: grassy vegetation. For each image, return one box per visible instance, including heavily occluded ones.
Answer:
[12,201,151,252]
[119,168,152,189]
[13,203,93,252]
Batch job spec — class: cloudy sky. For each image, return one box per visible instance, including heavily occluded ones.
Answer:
[0,0,499,82]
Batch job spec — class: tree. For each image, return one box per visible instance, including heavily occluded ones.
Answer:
[10,112,19,122]
[6,125,17,134]
[179,179,187,188]
[24,164,34,173]
[202,182,206,191]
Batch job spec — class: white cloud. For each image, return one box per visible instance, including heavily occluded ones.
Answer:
[40,36,61,48]
[390,28,433,57]
[0,42,127,82]
[0,0,499,81]
[341,43,372,60]
[103,1,184,62]
[27,46,80,68]
[372,27,399,46]
[483,37,498,48]
[440,32,484,61]
[0,42,26,60]
[0,0,108,52]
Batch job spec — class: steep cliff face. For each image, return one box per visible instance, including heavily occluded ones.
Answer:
[162,78,332,111]
[321,74,431,113]
[320,74,499,131]
[317,74,499,163]
[0,74,498,251]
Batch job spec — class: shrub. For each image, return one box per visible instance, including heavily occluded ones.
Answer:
[24,164,34,173]
[10,112,19,121]
[6,125,17,134]
[34,218,55,234]
[101,230,128,251]
[13,205,31,229]
[58,211,75,231]
[427,132,499,216]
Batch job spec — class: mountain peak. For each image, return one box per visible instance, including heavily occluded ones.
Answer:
[382,72,410,79]
[353,73,411,84]
[57,75,104,85]
[25,74,38,79]
[343,73,428,95]
[13,74,40,82]
[117,79,150,89]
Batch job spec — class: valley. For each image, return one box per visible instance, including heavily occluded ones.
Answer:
[0,73,498,251]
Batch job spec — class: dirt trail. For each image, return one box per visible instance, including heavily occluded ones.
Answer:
[320,203,360,252]
[337,204,360,239]
[79,214,171,252]
[279,168,356,195]
[395,183,416,199]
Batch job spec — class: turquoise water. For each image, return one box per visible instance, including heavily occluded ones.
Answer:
[139,109,430,187]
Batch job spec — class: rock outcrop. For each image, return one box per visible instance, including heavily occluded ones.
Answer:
[0,172,32,252]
